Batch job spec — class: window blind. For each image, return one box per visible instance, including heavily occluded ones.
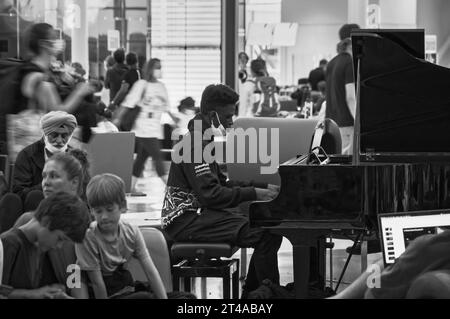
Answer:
[151,0,221,107]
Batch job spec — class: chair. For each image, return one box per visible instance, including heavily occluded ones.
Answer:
[227,117,319,185]
[85,132,135,193]
[171,243,240,299]
[127,227,173,292]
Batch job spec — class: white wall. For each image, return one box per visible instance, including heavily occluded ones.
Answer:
[280,0,348,85]
[348,0,368,27]
[417,0,450,67]
[379,0,417,28]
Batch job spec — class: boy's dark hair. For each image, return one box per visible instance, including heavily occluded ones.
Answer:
[200,84,239,114]
[126,52,138,66]
[35,192,91,243]
[27,23,55,55]
[113,49,126,64]
[319,59,328,66]
[250,58,267,77]
[86,174,126,209]
[339,23,360,40]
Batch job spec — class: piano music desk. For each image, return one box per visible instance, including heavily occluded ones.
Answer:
[266,222,365,299]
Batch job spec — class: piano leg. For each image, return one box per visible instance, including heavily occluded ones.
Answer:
[314,238,327,290]
[292,244,310,298]
[268,228,329,299]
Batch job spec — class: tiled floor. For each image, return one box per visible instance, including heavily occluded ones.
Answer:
[128,161,381,299]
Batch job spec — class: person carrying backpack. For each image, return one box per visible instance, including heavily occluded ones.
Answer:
[0,23,95,162]
[238,58,280,118]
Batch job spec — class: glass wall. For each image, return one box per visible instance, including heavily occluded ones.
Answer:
[244,0,281,81]
[0,0,222,108]
[239,0,282,82]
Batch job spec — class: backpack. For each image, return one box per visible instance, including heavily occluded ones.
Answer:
[252,76,280,117]
[0,59,44,161]
[0,59,27,155]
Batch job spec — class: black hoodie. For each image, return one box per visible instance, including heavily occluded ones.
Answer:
[161,113,266,237]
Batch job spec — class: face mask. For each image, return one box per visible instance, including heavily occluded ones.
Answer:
[44,135,71,155]
[53,39,66,54]
[45,39,65,55]
[153,69,162,79]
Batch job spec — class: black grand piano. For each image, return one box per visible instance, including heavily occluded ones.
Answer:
[250,29,450,298]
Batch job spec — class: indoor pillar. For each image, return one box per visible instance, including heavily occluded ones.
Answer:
[70,0,89,76]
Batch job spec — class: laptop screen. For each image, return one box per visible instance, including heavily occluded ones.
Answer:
[378,210,450,265]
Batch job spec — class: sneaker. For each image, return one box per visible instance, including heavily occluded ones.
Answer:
[240,289,249,299]
[246,282,273,299]
[346,239,381,255]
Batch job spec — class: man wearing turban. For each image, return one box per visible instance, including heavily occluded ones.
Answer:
[11,111,77,209]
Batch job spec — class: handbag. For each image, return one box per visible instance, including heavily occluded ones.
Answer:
[119,105,141,132]
[7,109,44,162]
[119,81,147,132]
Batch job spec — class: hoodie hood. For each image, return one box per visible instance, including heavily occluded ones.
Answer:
[187,113,212,135]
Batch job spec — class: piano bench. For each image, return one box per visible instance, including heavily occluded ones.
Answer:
[171,242,240,299]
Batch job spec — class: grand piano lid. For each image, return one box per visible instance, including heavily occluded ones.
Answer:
[351,29,450,159]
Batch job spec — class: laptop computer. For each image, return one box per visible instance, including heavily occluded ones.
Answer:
[85,132,135,193]
[378,210,450,265]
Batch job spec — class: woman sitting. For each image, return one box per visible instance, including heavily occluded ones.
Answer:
[7,152,91,298]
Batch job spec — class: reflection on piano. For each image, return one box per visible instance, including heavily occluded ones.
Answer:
[250,29,450,298]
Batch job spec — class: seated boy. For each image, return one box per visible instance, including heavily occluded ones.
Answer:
[75,174,167,299]
[0,192,91,299]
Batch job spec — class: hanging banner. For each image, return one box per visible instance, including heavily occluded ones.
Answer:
[272,23,298,47]
[107,30,121,52]
[247,23,298,47]
[367,4,381,28]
